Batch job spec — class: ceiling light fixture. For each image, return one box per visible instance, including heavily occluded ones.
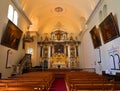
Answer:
[54,7,63,12]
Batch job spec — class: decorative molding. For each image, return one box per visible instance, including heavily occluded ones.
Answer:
[86,0,104,24]
[54,7,64,12]
[11,0,32,25]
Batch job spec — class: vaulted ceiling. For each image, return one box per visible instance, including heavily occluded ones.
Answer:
[18,0,99,36]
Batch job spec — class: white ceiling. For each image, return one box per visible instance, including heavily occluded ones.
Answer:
[18,0,99,36]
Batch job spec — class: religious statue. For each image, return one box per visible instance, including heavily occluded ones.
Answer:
[56,32,62,40]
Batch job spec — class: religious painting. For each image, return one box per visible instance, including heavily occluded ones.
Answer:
[70,46,75,57]
[1,20,23,50]
[90,26,102,49]
[43,47,48,57]
[99,13,120,44]
[54,44,64,53]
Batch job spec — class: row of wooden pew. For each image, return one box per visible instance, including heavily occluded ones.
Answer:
[65,71,120,91]
[0,72,54,91]
[0,70,120,91]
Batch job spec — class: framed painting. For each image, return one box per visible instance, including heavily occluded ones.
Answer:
[90,26,102,49]
[1,20,23,50]
[99,13,120,43]
[43,47,48,57]
[54,44,64,53]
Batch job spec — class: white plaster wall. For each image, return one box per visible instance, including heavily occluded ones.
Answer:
[0,0,29,78]
[80,0,120,74]
[25,36,39,67]
[79,30,96,69]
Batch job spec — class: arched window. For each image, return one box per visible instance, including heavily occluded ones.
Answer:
[7,5,18,25]
[27,48,33,55]
[7,5,13,21]
[99,10,102,22]
[13,10,18,25]
[110,55,115,69]
[103,5,107,18]
[114,54,120,69]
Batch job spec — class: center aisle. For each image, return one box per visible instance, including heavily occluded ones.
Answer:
[49,78,67,91]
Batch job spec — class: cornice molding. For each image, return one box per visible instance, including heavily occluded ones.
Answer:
[11,0,32,25]
[86,0,104,24]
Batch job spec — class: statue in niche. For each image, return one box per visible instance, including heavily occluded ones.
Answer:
[56,32,62,40]
[40,36,43,41]
[75,36,78,40]
[44,36,49,41]
[70,36,73,40]
[71,61,74,67]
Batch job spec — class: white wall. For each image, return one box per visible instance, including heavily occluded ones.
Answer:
[0,0,29,78]
[79,0,120,74]
[79,30,96,69]
[25,36,39,67]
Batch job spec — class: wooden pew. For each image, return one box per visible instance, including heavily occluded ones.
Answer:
[0,72,54,91]
[0,87,42,91]
[65,71,115,91]
[72,80,113,91]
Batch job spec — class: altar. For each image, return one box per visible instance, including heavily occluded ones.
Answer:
[38,30,80,69]
[52,63,66,69]
[50,53,68,69]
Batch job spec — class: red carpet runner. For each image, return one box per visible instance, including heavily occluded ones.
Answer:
[49,78,67,91]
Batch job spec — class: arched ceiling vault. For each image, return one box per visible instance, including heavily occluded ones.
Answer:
[18,0,100,35]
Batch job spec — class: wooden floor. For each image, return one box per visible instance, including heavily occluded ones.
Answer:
[0,69,120,91]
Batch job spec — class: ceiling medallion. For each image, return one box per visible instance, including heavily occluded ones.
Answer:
[54,7,63,12]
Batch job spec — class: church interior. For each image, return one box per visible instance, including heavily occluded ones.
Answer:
[0,0,120,90]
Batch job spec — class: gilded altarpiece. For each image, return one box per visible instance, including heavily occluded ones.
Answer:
[38,30,80,69]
